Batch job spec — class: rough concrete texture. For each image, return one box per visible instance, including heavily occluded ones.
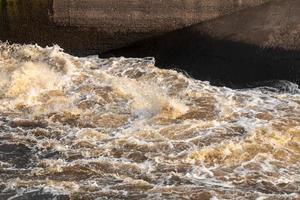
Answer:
[53,0,271,33]
[194,0,300,50]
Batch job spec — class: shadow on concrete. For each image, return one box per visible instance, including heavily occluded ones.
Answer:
[104,24,300,88]
[104,0,300,88]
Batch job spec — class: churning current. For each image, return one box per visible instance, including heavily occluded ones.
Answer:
[0,43,299,200]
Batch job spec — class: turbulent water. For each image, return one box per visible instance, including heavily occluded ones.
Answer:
[0,43,299,200]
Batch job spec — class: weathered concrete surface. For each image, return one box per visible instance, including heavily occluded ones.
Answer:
[194,0,300,50]
[107,0,300,87]
[0,0,272,54]
[53,0,271,33]
[53,0,270,52]
[52,0,271,51]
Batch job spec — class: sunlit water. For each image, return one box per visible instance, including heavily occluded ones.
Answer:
[0,43,299,200]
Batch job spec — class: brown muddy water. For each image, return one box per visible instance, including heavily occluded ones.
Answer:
[0,43,299,199]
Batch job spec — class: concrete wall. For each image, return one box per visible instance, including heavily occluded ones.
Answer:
[53,0,271,33]
[195,0,300,50]
[0,0,271,54]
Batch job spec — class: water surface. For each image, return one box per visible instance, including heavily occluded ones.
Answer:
[0,43,299,199]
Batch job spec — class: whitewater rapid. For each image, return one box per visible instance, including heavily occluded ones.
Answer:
[0,43,299,199]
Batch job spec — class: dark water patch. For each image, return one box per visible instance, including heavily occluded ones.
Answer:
[0,188,69,200]
[105,30,300,88]
[0,143,32,168]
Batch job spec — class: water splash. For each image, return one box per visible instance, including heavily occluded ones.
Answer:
[0,43,299,199]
